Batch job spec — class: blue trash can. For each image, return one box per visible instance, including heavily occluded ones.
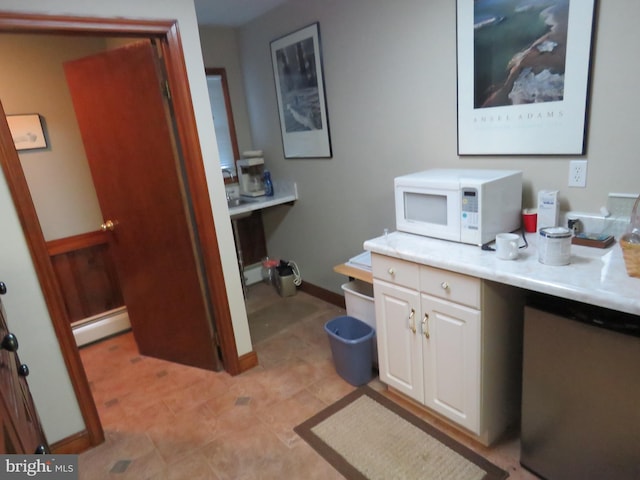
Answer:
[324,315,375,386]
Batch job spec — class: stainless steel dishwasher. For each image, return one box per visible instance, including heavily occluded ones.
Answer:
[520,293,640,480]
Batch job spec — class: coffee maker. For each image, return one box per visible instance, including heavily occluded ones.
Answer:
[237,157,265,197]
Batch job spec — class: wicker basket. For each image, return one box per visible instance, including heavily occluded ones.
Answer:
[620,238,640,278]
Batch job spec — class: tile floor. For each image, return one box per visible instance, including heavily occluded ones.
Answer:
[78,283,540,479]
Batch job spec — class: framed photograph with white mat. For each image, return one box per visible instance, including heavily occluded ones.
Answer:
[270,22,332,159]
[6,114,47,151]
[456,0,597,155]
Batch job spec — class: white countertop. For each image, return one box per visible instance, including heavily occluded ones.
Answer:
[364,231,640,316]
[228,180,298,218]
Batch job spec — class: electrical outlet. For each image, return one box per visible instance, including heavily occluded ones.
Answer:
[568,160,587,188]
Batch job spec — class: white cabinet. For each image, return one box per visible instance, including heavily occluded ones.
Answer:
[421,293,481,433]
[372,253,523,445]
[373,255,422,402]
[374,280,423,402]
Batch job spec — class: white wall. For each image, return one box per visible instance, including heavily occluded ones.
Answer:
[0,35,105,241]
[0,0,250,444]
[0,173,85,444]
[238,0,640,293]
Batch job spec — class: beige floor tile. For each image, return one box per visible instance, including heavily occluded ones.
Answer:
[199,423,291,480]
[77,283,539,479]
[153,452,221,480]
[281,441,346,480]
[255,389,328,448]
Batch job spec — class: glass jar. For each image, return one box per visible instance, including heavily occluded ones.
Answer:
[626,195,640,240]
[261,257,279,285]
[621,195,640,278]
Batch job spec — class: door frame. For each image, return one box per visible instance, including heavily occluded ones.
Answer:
[0,11,248,452]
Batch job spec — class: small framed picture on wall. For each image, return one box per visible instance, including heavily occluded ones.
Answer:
[6,114,47,151]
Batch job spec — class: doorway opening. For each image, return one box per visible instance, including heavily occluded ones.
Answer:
[0,12,247,453]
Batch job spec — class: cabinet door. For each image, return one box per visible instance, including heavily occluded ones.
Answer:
[373,279,423,403]
[0,305,20,428]
[421,293,481,433]
[0,299,49,454]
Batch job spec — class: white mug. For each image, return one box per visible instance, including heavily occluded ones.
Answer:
[496,233,519,260]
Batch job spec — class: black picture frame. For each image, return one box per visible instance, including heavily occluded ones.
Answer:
[270,22,332,159]
[456,0,597,155]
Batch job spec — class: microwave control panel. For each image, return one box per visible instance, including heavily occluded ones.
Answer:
[461,188,479,230]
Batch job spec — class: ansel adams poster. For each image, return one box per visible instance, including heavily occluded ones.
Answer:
[457,0,596,155]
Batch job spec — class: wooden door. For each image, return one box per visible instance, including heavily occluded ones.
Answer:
[64,41,221,371]
[1,287,50,454]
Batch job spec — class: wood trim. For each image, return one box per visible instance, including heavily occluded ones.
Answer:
[204,67,240,182]
[238,350,259,373]
[299,281,346,309]
[50,430,92,455]
[0,12,174,36]
[333,263,373,284]
[0,11,242,452]
[46,230,108,256]
[160,25,241,375]
[0,102,104,447]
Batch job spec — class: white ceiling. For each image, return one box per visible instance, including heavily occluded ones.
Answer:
[193,0,287,26]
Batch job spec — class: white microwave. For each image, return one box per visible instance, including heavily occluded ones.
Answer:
[395,169,522,246]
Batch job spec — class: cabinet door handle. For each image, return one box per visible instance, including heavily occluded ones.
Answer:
[440,281,449,290]
[409,308,416,334]
[0,282,6,295]
[422,313,430,339]
[387,268,395,276]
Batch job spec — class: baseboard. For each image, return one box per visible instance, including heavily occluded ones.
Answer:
[50,429,95,454]
[299,281,345,309]
[237,350,258,373]
[73,308,131,347]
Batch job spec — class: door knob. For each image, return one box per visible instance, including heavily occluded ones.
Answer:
[0,282,6,295]
[100,220,116,232]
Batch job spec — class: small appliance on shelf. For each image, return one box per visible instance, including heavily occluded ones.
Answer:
[237,150,265,197]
